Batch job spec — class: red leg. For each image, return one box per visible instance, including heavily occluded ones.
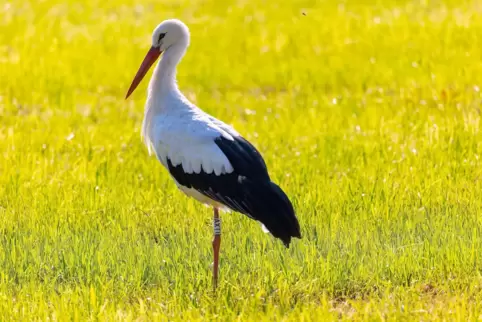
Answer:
[212,207,221,290]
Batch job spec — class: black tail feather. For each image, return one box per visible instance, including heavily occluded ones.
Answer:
[244,179,301,247]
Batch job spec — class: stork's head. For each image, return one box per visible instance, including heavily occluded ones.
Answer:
[126,19,190,99]
[151,19,190,52]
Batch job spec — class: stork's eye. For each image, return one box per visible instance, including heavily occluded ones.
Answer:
[158,33,166,43]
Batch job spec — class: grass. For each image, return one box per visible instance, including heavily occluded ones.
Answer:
[2,0,482,320]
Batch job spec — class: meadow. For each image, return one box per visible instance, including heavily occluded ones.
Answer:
[2,0,482,320]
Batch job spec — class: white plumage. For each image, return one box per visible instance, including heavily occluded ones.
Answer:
[148,110,237,174]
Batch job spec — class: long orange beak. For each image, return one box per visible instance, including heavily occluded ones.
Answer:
[125,46,162,99]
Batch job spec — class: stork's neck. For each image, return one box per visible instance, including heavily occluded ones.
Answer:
[149,42,187,95]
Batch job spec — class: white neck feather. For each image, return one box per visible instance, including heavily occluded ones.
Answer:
[148,42,187,96]
[142,40,189,154]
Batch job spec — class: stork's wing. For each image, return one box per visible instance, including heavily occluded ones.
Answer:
[149,111,269,210]
[151,114,300,246]
[166,135,270,216]
[164,134,300,247]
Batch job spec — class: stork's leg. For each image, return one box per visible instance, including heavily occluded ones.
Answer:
[212,207,221,290]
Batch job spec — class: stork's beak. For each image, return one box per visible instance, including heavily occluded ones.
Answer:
[125,46,162,99]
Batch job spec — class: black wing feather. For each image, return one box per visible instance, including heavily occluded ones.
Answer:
[166,135,301,247]
[214,136,269,180]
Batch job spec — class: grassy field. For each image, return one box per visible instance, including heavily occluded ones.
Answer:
[2,0,482,320]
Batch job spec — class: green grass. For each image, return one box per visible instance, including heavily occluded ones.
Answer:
[2,0,482,320]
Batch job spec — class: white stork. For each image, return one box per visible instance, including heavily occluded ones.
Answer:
[125,19,301,288]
